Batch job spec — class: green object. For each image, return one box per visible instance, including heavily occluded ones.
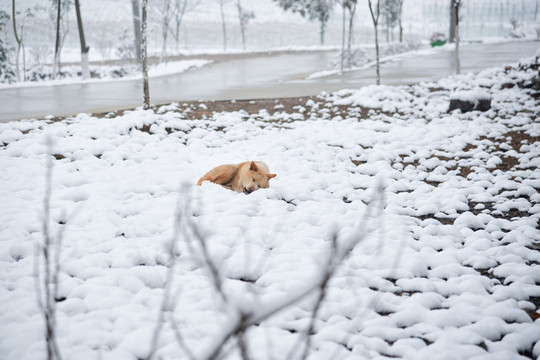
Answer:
[431,40,447,47]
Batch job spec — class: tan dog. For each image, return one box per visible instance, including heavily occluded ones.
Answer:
[197,161,276,194]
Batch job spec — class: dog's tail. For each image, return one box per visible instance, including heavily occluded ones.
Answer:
[196,176,206,186]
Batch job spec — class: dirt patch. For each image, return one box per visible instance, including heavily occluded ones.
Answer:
[177,97,317,118]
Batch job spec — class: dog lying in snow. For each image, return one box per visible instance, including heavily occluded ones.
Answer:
[197,161,276,194]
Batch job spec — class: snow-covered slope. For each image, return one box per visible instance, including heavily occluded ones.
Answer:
[0,55,539,359]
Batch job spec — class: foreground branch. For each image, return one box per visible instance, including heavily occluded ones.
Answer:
[34,138,64,360]
[198,183,385,360]
[147,185,195,359]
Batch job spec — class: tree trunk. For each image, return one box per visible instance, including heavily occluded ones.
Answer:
[385,15,390,43]
[454,1,460,75]
[22,41,26,81]
[142,0,150,109]
[237,0,246,50]
[161,0,172,62]
[74,0,90,80]
[15,43,21,82]
[52,0,62,80]
[219,0,227,51]
[449,0,456,43]
[347,3,356,68]
[368,0,381,85]
[173,0,188,51]
[374,24,380,85]
[319,19,326,45]
[340,3,345,73]
[12,0,22,82]
[398,0,404,42]
[131,0,142,65]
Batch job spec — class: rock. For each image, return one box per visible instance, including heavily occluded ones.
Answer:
[449,90,492,112]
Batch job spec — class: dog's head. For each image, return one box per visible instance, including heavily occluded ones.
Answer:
[241,161,276,194]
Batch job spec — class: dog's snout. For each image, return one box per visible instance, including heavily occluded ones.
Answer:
[243,187,253,195]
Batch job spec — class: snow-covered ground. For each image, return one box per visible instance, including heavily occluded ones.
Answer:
[0,54,539,359]
[0,59,212,89]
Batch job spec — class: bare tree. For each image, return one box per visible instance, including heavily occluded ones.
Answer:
[337,0,358,71]
[449,0,456,43]
[160,0,173,62]
[12,0,23,82]
[340,0,346,73]
[217,0,231,51]
[170,0,201,52]
[346,0,357,68]
[131,0,142,65]
[452,0,461,74]
[368,0,381,85]
[74,0,90,79]
[397,0,404,42]
[236,0,254,50]
[50,0,71,80]
[52,0,61,79]
[11,0,33,81]
[142,0,150,109]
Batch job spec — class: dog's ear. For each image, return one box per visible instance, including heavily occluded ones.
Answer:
[249,161,258,171]
[267,173,277,179]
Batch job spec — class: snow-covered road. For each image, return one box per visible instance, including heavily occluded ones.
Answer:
[0,40,538,123]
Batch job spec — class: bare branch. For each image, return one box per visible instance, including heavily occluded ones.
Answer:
[168,311,197,360]
[147,188,185,359]
[34,138,64,360]
[183,209,228,304]
[237,332,250,360]
[200,183,385,360]
[299,235,338,360]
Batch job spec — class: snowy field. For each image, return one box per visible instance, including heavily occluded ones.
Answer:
[1,55,539,359]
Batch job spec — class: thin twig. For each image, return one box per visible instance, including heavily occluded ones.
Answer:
[147,189,185,359]
[299,235,338,360]
[185,215,228,303]
[237,330,250,360]
[168,312,197,360]
[34,138,63,360]
[201,184,385,360]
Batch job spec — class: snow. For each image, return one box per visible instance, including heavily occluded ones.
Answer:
[3,0,538,57]
[2,0,540,89]
[1,55,539,359]
[0,60,212,89]
[450,89,492,102]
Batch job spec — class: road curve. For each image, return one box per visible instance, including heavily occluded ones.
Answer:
[0,41,538,122]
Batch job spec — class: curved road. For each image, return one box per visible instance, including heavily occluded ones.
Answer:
[1,41,538,122]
